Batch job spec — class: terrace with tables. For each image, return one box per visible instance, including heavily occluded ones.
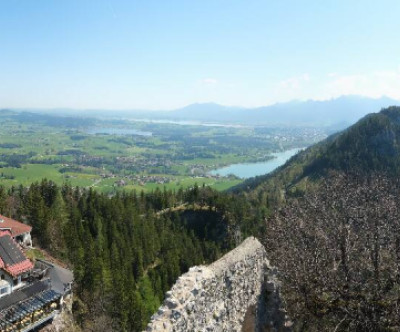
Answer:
[0,216,73,332]
[0,282,61,332]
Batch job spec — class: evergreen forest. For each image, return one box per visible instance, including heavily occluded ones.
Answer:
[0,181,263,331]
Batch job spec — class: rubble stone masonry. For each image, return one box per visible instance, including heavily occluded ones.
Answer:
[145,237,291,332]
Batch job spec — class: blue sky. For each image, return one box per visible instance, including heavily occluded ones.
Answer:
[1,0,400,110]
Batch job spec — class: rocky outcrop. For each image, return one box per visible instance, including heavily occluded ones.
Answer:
[145,237,291,332]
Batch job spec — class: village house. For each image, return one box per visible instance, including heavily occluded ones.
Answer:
[0,231,34,298]
[0,216,32,248]
[0,215,73,332]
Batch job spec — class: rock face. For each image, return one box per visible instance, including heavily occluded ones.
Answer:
[145,237,291,332]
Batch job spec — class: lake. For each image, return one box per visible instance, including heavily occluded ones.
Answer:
[87,127,152,136]
[210,148,303,179]
[129,118,247,128]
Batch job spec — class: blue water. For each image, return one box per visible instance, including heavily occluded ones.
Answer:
[210,148,302,179]
[87,127,152,136]
[130,118,247,128]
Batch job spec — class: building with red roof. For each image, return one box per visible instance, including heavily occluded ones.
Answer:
[0,231,34,298]
[0,216,73,331]
[0,215,34,298]
[0,214,32,247]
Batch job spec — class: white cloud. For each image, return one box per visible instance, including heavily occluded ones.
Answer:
[278,73,310,89]
[324,71,400,100]
[201,78,218,85]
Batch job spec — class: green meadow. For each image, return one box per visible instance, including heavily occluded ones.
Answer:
[0,111,321,193]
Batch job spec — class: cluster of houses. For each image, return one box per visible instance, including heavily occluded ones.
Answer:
[0,215,73,332]
[114,175,172,187]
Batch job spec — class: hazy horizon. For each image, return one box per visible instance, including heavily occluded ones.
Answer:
[3,94,399,114]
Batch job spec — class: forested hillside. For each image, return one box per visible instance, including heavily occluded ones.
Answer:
[237,106,400,204]
[234,106,400,330]
[0,181,261,331]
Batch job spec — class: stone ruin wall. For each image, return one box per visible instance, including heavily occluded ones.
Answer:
[145,237,291,332]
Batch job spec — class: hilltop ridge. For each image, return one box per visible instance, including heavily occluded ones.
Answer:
[236,105,400,197]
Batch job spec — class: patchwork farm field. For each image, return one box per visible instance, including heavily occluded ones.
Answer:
[0,110,326,193]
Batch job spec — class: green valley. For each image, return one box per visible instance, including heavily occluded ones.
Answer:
[0,110,326,193]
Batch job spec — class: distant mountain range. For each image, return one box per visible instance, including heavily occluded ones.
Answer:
[8,95,400,128]
[146,96,400,126]
[147,96,399,127]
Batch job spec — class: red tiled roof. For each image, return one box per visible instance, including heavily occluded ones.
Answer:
[0,233,33,277]
[0,214,32,237]
[5,259,34,277]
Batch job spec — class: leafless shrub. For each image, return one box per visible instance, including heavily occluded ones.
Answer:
[266,172,400,331]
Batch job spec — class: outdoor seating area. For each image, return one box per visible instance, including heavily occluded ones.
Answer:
[0,288,61,331]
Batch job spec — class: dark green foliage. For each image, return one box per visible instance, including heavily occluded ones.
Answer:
[301,107,400,176]
[0,143,22,149]
[14,112,96,128]
[0,180,258,331]
[0,152,37,168]
[235,106,400,209]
